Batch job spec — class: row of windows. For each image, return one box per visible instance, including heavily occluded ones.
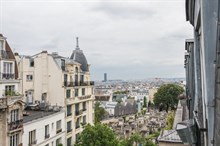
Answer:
[67,102,87,116]
[28,120,62,145]
[67,116,86,132]
[66,88,86,98]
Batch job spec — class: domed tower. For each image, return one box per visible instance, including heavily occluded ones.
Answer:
[70,37,89,72]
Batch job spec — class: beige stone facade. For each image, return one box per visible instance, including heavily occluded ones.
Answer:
[0,34,24,146]
[16,47,94,145]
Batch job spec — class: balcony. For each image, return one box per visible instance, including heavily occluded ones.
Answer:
[1,73,14,80]
[63,81,95,87]
[45,134,50,139]
[1,91,23,106]
[78,95,91,100]
[75,110,83,116]
[66,97,74,105]
[8,119,23,132]
[56,128,62,134]
[75,125,80,129]
[29,140,37,146]
[67,128,72,133]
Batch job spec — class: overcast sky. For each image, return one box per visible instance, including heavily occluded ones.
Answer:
[0,0,192,81]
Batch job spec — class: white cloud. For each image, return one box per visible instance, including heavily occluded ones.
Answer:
[1,0,192,80]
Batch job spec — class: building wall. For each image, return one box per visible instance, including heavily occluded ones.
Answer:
[149,88,157,103]
[23,111,66,146]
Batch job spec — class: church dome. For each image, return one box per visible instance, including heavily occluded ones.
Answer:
[70,37,89,72]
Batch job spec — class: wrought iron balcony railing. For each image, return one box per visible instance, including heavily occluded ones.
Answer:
[8,119,23,131]
[64,81,95,87]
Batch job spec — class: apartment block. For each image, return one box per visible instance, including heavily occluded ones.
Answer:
[15,38,94,145]
[0,34,24,146]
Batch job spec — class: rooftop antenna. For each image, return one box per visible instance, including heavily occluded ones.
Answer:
[76,37,80,50]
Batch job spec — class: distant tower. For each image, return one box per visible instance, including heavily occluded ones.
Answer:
[104,73,107,82]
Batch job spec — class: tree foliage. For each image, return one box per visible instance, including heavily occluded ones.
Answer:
[165,111,175,130]
[77,123,119,146]
[143,96,147,108]
[144,140,156,146]
[94,102,106,123]
[129,133,145,146]
[153,84,184,112]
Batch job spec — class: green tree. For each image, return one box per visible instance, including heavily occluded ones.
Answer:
[77,123,119,146]
[165,111,175,130]
[95,102,106,123]
[153,84,184,112]
[119,138,132,146]
[143,96,147,108]
[144,140,156,146]
[129,133,145,146]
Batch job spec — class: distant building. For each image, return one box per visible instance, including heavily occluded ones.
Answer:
[149,87,157,103]
[104,73,107,82]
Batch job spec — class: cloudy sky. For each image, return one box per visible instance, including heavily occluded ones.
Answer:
[0,0,192,80]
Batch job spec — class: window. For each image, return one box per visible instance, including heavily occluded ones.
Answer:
[76,133,80,142]
[56,137,62,146]
[66,89,71,98]
[61,59,65,71]
[83,116,86,124]
[67,105,72,116]
[56,120,62,134]
[30,59,34,67]
[80,75,84,82]
[0,40,3,50]
[75,89,78,97]
[75,118,80,129]
[67,137,72,146]
[64,74,67,86]
[83,102,86,111]
[3,62,13,74]
[10,133,19,146]
[82,88,85,96]
[29,130,36,145]
[67,121,72,132]
[11,109,19,122]
[5,85,15,96]
[45,124,50,139]
[26,75,33,81]
[75,103,79,116]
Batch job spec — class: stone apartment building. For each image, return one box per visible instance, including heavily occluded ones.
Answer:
[0,34,24,146]
[14,38,94,145]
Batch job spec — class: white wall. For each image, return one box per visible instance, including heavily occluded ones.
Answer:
[23,110,66,146]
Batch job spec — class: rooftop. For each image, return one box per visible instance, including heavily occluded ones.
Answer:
[158,130,182,143]
[23,106,62,123]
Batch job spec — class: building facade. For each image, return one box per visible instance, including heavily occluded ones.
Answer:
[16,38,94,145]
[178,1,220,146]
[0,34,24,146]
[22,109,66,146]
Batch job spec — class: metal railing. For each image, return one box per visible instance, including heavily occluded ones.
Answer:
[75,109,83,116]
[1,73,15,80]
[56,128,62,134]
[64,81,95,87]
[29,140,37,146]
[8,119,23,131]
